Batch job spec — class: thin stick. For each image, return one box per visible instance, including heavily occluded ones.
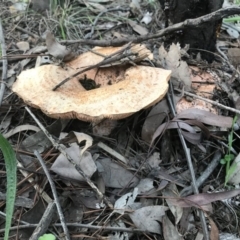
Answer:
[174,88,240,115]
[29,202,56,240]
[167,90,209,240]
[53,42,133,90]
[25,107,113,209]
[34,151,70,240]
[0,223,146,234]
[180,151,222,196]
[0,18,7,105]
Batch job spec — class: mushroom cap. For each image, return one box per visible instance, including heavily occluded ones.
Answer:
[12,46,171,122]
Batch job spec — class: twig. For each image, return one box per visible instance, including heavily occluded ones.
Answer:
[52,42,133,90]
[0,211,29,225]
[15,26,40,39]
[180,151,222,196]
[17,161,53,203]
[25,107,113,209]
[0,223,146,234]
[174,88,240,115]
[58,7,240,47]
[97,142,127,164]
[34,151,70,240]
[29,202,56,240]
[0,18,7,105]
[167,89,209,240]
[0,54,49,61]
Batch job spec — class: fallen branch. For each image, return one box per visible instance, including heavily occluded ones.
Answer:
[58,7,240,47]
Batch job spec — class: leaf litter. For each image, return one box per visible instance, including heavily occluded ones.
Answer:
[1,0,240,239]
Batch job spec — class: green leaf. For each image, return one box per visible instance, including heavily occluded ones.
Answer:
[38,233,56,240]
[220,158,226,164]
[224,154,234,162]
[0,134,17,240]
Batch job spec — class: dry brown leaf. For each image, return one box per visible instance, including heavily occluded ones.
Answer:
[141,99,169,144]
[50,143,97,181]
[209,217,219,240]
[159,43,191,88]
[3,125,40,139]
[127,19,148,35]
[46,31,75,62]
[176,108,233,128]
[163,215,184,240]
[129,206,168,234]
[96,158,139,188]
[151,121,203,145]
[163,184,183,225]
[168,189,240,208]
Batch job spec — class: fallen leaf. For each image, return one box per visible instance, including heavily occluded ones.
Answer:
[141,99,170,144]
[209,217,219,240]
[21,119,65,153]
[168,189,240,208]
[114,188,138,215]
[159,43,191,88]
[163,215,184,240]
[163,184,183,225]
[96,158,139,188]
[50,143,97,181]
[129,206,168,234]
[151,121,203,145]
[176,108,233,128]
[3,125,40,139]
[16,41,30,52]
[136,178,155,194]
[127,19,148,35]
[46,31,75,62]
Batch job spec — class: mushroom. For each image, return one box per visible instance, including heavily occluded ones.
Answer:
[12,45,171,122]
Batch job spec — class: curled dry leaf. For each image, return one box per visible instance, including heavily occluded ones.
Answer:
[151,121,204,146]
[151,108,233,146]
[159,43,191,88]
[66,131,93,156]
[12,45,171,122]
[3,125,40,139]
[46,31,75,62]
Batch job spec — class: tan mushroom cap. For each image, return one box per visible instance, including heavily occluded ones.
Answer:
[12,46,171,122]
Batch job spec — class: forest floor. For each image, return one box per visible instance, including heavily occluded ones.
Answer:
[0,0,240,240]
